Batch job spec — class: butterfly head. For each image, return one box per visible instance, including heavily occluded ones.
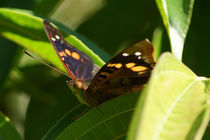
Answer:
[66,80,88,104]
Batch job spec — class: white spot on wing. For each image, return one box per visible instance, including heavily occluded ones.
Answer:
[51,37,56,41]
[62,57,65,60]
[55,35,60,40]
[122,53,129,57]
[135,52,141,56]
[138,56,141,59]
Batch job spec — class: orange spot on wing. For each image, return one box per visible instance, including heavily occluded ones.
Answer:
[131,66,147,72]
[59,52,63,56]
[114,63,122,68]
[59,51,67,57]
[65,49,71,56]
[107,63,114,67]
[72,52,80,60]
[125,63,135,68]
[62,52,67,57]
[138,71,146,75]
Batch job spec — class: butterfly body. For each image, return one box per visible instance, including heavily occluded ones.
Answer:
[43,20,155,107]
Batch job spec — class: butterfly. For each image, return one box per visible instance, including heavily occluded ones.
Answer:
[43,20,155,107]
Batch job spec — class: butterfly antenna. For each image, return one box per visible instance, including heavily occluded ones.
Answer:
[23,50,71,79]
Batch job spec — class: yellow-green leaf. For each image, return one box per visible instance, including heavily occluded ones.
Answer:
[128,52,210,140]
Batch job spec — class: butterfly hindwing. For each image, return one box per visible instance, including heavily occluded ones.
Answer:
[43,20,95,83]
[85,40,155,106]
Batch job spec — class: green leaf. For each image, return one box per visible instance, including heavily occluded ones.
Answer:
[128,52,210,140]
[11,69,81,140]
[183,0,210,77]
[33,0,60,16]
[42,104,88,140]
[0,37,19,89]
[152,27,163,61]
[78,0,160,55]
[8,66,82,140]
[0,112,22,140]
[55,92,140,140]
[155,0,195,60]
[0,8,105,73]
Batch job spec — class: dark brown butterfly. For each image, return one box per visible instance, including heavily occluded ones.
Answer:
[43,20,155,107]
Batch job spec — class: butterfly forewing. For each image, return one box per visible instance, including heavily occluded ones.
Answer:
[85,40,155,106]
[43,20,95,82]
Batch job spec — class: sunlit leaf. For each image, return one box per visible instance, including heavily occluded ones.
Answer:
[155,0,195,60]
[55,92,140,140]
[0,8,106,73]
[128,52,210,140]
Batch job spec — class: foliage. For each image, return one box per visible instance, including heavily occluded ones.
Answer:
[0,0,209,140]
